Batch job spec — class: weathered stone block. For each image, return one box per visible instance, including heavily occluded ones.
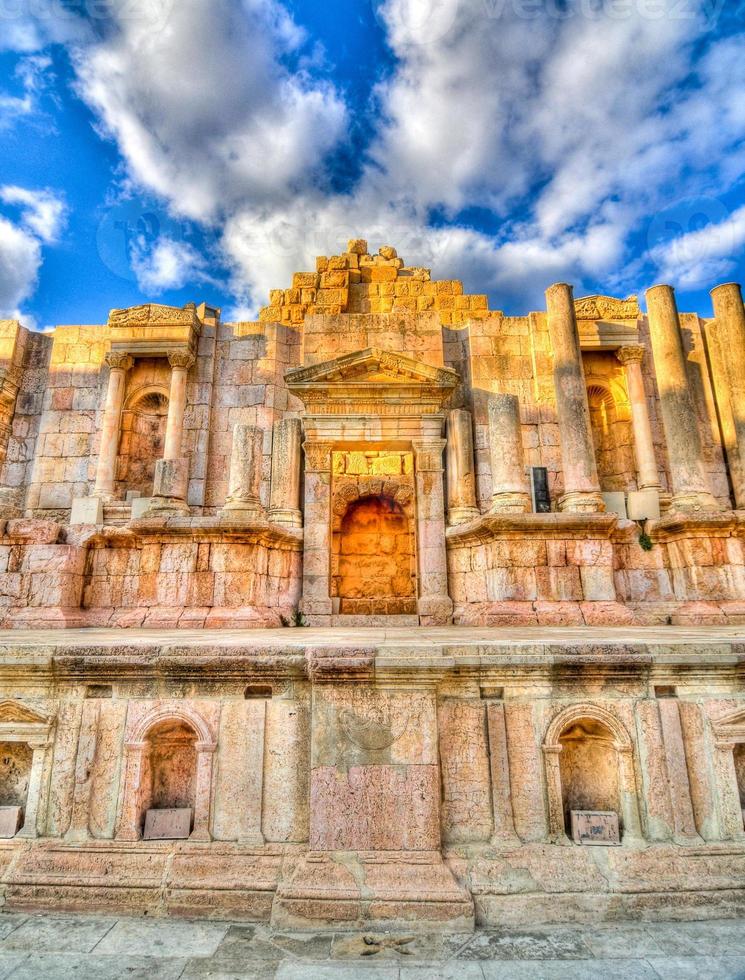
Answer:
[69,496,103,525]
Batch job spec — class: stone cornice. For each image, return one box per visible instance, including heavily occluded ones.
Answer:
[445,510,619,546]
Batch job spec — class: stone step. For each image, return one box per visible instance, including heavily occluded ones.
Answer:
[331,614,419,627]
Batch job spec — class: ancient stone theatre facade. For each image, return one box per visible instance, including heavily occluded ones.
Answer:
[0,239,744,926]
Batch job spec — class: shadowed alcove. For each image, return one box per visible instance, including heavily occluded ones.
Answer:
[558,718,621,833]
[117,387,169,498]
[0,742,31,809]
[735,743,745,822]
[142,719,197,821]
[332,494,416,615]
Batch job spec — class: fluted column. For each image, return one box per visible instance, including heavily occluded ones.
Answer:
[269,418,302,527]
[92,352,133,500]
[413,438,453,625]
[223,424,265,519]
[545,283,604,513]
[711,283,745,508]
[487,392,531,512]
[616,345,661,491]
[646,285,719,513]
[164,350,194,460]
[446,409,479,524]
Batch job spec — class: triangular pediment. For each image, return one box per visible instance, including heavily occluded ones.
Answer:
[0,699,49,726]
[286,348,458,388]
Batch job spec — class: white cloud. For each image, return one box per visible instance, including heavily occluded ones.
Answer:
[648,203,745,288]
[0,186,67,319]
[6,0,745,313]
[0,216,42,318]
[0,186,67,243]
[129,235,210,294]
[71,0,348,223]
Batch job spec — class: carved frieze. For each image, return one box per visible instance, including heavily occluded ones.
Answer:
[575,295,640,321]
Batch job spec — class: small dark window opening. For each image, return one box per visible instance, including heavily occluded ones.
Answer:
[244,685,272,699]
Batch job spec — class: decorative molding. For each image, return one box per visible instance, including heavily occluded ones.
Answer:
[108,303,198,327]
[105,352,134,372]
[616,345,646,366]
[303,441,333,472]
[167,350,196,371]
[543,702,633,752]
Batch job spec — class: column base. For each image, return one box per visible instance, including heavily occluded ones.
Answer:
[670,491,721,514]
[268,507,302,528]
[144,497,190,516]
[489,492,532,514]
[221,500,267,522]
[558,490,606,514]
[418,595,453,625]
[448,505,480,525]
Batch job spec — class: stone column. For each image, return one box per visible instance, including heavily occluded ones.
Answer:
[657,697,701,842]
[705,319,745,509]
[269,418,303,527]
[92,352,133,500]
[116,741,146,841]
[485,701,519,843]
[711,283,745,508]
[223,424,265,519]
[543,745,569,843]
[713,740,745,841]
[446,409,479,525]
[236,700,266,845]
[190,740,217,841]
[16,741,48,839]
[65,700,100,842]
[617,747,643,842]
[646,285,719,513]
[299,441,333,624]
[487,393,532,513]
[545,284,605,513]
[164,350,194,460]
[413,438,453,625]
[616,345,661,491]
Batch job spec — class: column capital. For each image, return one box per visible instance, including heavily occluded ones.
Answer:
[105,351,134,372]
[412,438,446,472]
[303,440,333,472]
[616,344,646,366]
[167,349,195,370]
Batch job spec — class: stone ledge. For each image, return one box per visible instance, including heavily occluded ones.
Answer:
[446,511,619,545]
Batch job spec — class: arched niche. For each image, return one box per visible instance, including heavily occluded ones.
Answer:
[543,703,641,844]
[330,486,417,616]
[117,385,169,497]
[0,700,53,838]
[117,706,216,842]
[711,708,745,839]
[585,374,635,492]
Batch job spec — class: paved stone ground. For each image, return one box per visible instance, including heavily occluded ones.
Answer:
[0,912,744,979]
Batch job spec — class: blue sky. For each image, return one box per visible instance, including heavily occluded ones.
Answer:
[1,0,744,329]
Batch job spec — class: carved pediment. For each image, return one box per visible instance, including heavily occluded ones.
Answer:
[0,699,50,726]
[287,348,458,388]
[712,707,745,743]
[286,348,458,416]
[575,295,640,321]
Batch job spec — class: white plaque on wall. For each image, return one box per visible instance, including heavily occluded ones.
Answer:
[570,810,620,845]
[0,806,23,838]
[143,807,192,840]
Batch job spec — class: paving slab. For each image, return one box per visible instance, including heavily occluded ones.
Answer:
[646,955,745,979]
[1,913,117,953]
[480,960,658,978]
[6,952,188,980]
[94,917,230,957]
